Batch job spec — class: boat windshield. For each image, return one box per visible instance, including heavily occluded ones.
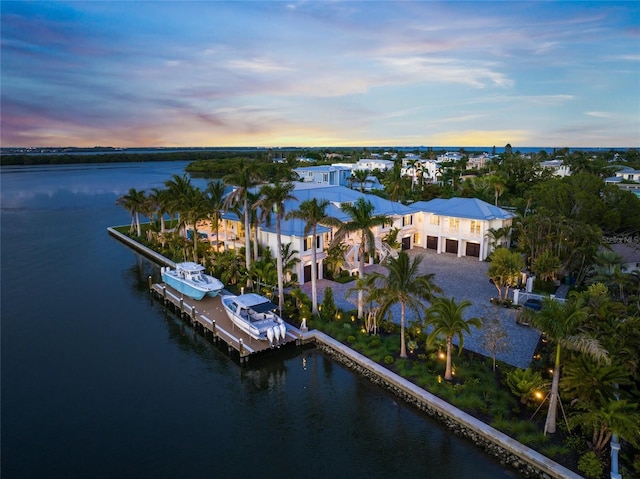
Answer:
[249,301,277,314]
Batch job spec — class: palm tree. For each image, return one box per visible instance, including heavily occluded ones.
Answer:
[426,297,481,381]
[180,186,210,262]
[224,164,261,275]
[383,161,409,202]
[332,197,392,319]
[164,174,193,226]
[205,180,226,251]
[286,198,337,316]
[350,169,371,193]
[254,181,297,312]
[530,294,610,434]
[570,399,640,455]
[148,187,171,235]
[116,187,146,237]
[365,251,441,358]
[489,174,506,206]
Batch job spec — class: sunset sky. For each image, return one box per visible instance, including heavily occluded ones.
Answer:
[2,1,639,148]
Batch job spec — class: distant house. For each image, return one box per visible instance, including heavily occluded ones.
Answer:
[541,159,571,177]
[605,166,640,198]
[293,164,353,187]
[356,158,395,171]
[409,198,515,260]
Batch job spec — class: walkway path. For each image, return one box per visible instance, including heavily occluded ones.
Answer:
[301,248,540,369]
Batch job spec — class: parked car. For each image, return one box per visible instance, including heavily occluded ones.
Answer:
[523,298,543,311]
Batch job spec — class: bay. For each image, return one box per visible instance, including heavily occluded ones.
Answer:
[1,161,519,478]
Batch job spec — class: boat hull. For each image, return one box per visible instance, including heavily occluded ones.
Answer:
[161,273,208,300]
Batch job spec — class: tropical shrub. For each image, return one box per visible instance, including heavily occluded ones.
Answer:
[577,451,604,479]
[505,368,547,405]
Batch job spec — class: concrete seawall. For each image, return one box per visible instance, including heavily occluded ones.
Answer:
[107,227,175,268]
[302,330,583,479]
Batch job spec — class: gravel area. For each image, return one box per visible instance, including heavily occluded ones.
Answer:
[301,247,540,369]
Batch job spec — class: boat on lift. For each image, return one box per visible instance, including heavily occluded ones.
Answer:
[221,293,287,346]
[160,262,224,300]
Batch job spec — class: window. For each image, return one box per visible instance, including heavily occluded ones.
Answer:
[304,236,312,251]
[307,171,313,177]
[449,217,459,233]
[470,220,481,235]
[323,173,329,182]
[402,215,413,226]
[429,215,440,225]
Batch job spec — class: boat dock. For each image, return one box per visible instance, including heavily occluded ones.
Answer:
[149,281,302,362]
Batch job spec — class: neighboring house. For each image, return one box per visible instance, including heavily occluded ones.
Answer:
[605,166,640,198]
[401,159,440,186]
[467,153,490,170]
[356,158,395,171]
[409,198,515,261]
[540,159,572,177]
[606,166,640,183]
[293,164,354,187]
[436,152,464,162]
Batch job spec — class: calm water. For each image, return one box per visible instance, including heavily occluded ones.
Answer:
[1,162,519,479]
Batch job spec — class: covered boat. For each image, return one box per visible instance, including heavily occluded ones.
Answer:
[160,262,224,300]
[221,293,287,346]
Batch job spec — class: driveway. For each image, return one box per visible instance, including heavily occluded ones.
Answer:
[301,247,539,369]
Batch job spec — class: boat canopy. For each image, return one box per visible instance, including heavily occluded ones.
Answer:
[250,301,278,313]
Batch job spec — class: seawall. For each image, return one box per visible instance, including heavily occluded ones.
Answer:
[301,330,582,479]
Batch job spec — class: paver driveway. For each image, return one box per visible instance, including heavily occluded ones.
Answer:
[301,247,540,369]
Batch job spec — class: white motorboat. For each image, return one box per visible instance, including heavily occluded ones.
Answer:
[221,293,287,346]
[161,262,224,300]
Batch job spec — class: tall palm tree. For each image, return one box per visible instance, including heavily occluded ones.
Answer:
[148,187,171,235]
[530,294,609,434]
[247,190,261,261]
[116,187,146,237]
[286,198,338,316]
[180,186,210,262]
[350,169,371,193]
[164,174,193,226]
[383,161,409,202]
[332,197,392,319]
[489,174,506,206]
[254,181,297,313]
[224,164,261,275]
[426,297,481,381]
[365,251,441,358]
[205,180,226,251]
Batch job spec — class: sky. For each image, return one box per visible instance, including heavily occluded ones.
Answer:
[1,1,639,149]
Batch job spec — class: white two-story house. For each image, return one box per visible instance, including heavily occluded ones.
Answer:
[410,198,515,260]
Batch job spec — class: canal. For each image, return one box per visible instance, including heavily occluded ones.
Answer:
[1,161,519,478]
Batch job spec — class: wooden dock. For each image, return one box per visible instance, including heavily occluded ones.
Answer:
[149,282,302,362]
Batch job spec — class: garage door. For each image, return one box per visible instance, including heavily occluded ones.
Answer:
[426,236,438,250]
[445,239,458,254]
[465,242,480,257]
[402,237,411,250]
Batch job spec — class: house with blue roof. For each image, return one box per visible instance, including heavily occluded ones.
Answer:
[214,184,515,286]
[293,165,353,187]
[409,197,515,260]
